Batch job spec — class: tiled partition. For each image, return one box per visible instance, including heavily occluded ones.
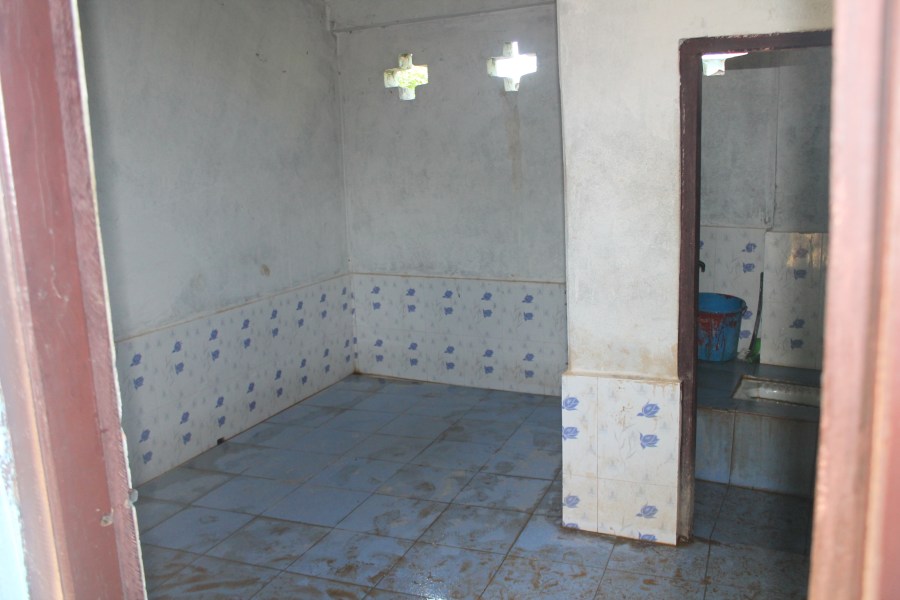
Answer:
[353,275,567,396]
[699,226,828,369]
[560,373,681,544]
[117,276,355,485]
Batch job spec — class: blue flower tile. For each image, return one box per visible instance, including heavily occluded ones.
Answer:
[287,529,412,587]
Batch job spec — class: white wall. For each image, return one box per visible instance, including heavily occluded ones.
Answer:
[700,48,830,366]
[80,0,347,340]
[557,0,833,380]
[337,1,568,393]
[339,4,565,283]
[556,0,832,543]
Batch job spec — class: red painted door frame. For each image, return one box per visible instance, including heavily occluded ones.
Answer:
[677,29,832,540]
[809,0,900,597]
[0,0,144,597]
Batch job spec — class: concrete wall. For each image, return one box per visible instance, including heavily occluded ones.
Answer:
[700,48,830,367]
[80,0,347,340]
[339,4,565,283]
[80,0,354,483]
[337,2,567,392]
[557,0,832,543]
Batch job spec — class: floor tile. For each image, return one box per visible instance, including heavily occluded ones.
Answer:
[263,484,371,527]
[606,539,710,582]
[344,434,432,463]
[206,517,329,568]
[364,590,427,599]
[464,402,535,424]
[136,498,185,533]
[138,467,231,503]
[183,443,269,474]
[228,422,298,447]
[440,418,519,449]
[193,476,300,514]
[376,464,476,502]
[254,572,369,599]
[481,555,604,600]
[704,581,804,599]
[376,414,453,440]
[379,381,447,398]
[693,480,727,539]
[711,512,809,554]
[534,476,562,517]
[454,473,550,512]
[410,440,497,471]
[332,374,390,393]
[240,448,337,482]
[594,569,706,600]
[266,404,343,427]
[510,514,615,568]
[277,427,368,455]
[375,542,503,599]
[504,426,560,452]
[406,398,478,420]
[141,507,253,554]
[287,529,412,587]
[307,457,406,492]
[140,544,197,592]
[320,409,399,433]
[337,494,446,540]
[482,445,561,480]
[303,387,372,409]
[148,556,278,599]
[419,505,529,553]
[353,394,421,413]
[706,542,809,597]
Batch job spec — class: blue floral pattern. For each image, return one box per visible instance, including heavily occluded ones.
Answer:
[636,402,659,418]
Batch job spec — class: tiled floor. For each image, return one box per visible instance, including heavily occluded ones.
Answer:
[136,375,813,599]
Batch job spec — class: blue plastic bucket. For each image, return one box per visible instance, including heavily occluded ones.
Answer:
[697,293,747,362]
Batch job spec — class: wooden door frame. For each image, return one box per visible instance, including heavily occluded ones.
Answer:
[677,30,832,539]
[809,0,900,597]
[0,0,144,597]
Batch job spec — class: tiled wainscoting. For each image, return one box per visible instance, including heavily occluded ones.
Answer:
[695,361,820,498]
[699,226,827,369]
[560,373,681,544]
[117,274,566,486]
[353,275,567,396]
[117,276,355,485]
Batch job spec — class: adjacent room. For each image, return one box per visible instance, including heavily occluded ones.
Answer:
[75,0,833,597]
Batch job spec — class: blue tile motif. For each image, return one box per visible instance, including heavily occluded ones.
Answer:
[636,403,659,418]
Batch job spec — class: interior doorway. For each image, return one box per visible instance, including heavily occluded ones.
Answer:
[677,30,833,540]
